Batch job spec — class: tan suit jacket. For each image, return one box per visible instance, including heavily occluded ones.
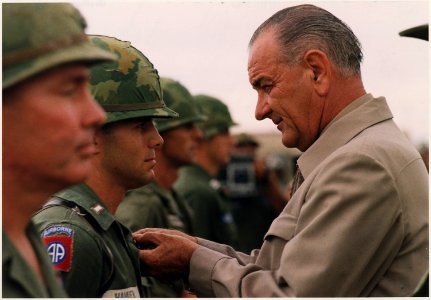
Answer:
[188,94,429,297]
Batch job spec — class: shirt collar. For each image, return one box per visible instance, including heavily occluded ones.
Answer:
[54,183,115,230]
[298,94,393,178]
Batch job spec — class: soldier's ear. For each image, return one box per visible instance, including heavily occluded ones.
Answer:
[303,49,330,97]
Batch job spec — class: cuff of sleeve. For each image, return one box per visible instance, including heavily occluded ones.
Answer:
[188,245,228,297]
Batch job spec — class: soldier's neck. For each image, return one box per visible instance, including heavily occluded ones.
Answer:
[154,154,179,190]
[85,173,126,215]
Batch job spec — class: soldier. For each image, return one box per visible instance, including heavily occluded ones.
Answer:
[174,95,238,247]
[116,78,205,297]
[32,36,178,297]
[2,3,115,297]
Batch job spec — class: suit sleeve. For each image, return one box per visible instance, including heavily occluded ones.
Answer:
[188,152,403,297]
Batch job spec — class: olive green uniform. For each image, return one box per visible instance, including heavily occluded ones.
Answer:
[32,184,145,298]
[116,181,194,297]
[117,182,194,234]
[2,225,68,298]
[175,164,238,247]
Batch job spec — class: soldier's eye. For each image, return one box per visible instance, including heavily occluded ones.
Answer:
[138,120,154,130]
[60,85,78,97]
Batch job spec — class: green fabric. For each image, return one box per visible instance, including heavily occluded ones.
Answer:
[116,181,195,297]
[174,165,238,247]
[2,224,68,298]
[89,36,178,124]
[193,94,237,139]
[155,78,206,133]
[117,182,194,234]
[32,183,145,297]
[3,3,115,89]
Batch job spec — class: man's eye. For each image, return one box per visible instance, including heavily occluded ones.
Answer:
[263,85,272,93]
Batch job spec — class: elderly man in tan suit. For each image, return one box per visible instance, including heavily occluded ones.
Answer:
[132,4,428,297]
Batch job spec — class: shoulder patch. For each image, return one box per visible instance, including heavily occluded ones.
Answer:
[41,225,74,272]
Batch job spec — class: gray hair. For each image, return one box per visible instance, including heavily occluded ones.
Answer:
[249,4,363,77]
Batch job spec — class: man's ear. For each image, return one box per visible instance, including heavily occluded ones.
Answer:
[303,49,331,96]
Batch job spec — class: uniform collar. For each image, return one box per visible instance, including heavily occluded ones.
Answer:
[184,164,213,180]
[298,94,393,178]
[147,181,173,200]
[54,183,115,231]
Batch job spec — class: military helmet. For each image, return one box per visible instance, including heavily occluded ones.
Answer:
[155,78,206,133]
[89,36,178,125]
[194,94,237,139]
[2,3,116,90]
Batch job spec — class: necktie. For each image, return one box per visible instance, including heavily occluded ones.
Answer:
[290,166,304,197]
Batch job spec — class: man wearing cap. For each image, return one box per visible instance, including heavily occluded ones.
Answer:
[32,36,178,298]
[174,95,239,247]
[2,3,115,297]
[116,78,205,297]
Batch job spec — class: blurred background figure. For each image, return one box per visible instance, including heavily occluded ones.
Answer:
[218,133,289,252]
[2,3,115,297]
[116,78,205,297]
[174,95,238,248]
[399,23,429,297]
[399,23,429,174]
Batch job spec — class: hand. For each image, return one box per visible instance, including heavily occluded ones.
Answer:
[133,228,197,244]
[134,230,198,282]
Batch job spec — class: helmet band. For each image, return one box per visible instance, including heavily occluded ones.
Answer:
[3,33,88,67]
[102,102,165,112]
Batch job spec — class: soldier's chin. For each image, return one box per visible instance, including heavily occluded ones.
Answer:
[126,171,155,190]
[56,161,93,190]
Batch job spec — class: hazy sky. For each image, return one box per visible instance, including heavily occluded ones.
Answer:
[74,0,429,147]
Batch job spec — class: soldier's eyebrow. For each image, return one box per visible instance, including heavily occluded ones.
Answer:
[71,73,91,84]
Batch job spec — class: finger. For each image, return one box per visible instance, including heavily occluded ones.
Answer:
[133,227,164,236]
[133,231,162,248]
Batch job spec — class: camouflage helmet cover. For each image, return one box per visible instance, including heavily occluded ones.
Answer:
[89,35,178,124]
[194,94,238,139]
[155,78,206,133]
[2,3,116,90]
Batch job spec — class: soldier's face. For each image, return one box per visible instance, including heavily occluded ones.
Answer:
[96,118,163,189]
[206,131,234,168]
[161,123,203,167]
[2,64,106,192]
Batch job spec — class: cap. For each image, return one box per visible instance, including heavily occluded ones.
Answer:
[399,24,429,41]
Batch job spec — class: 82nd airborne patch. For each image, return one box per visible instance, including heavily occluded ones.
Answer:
[41,225,74,272]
